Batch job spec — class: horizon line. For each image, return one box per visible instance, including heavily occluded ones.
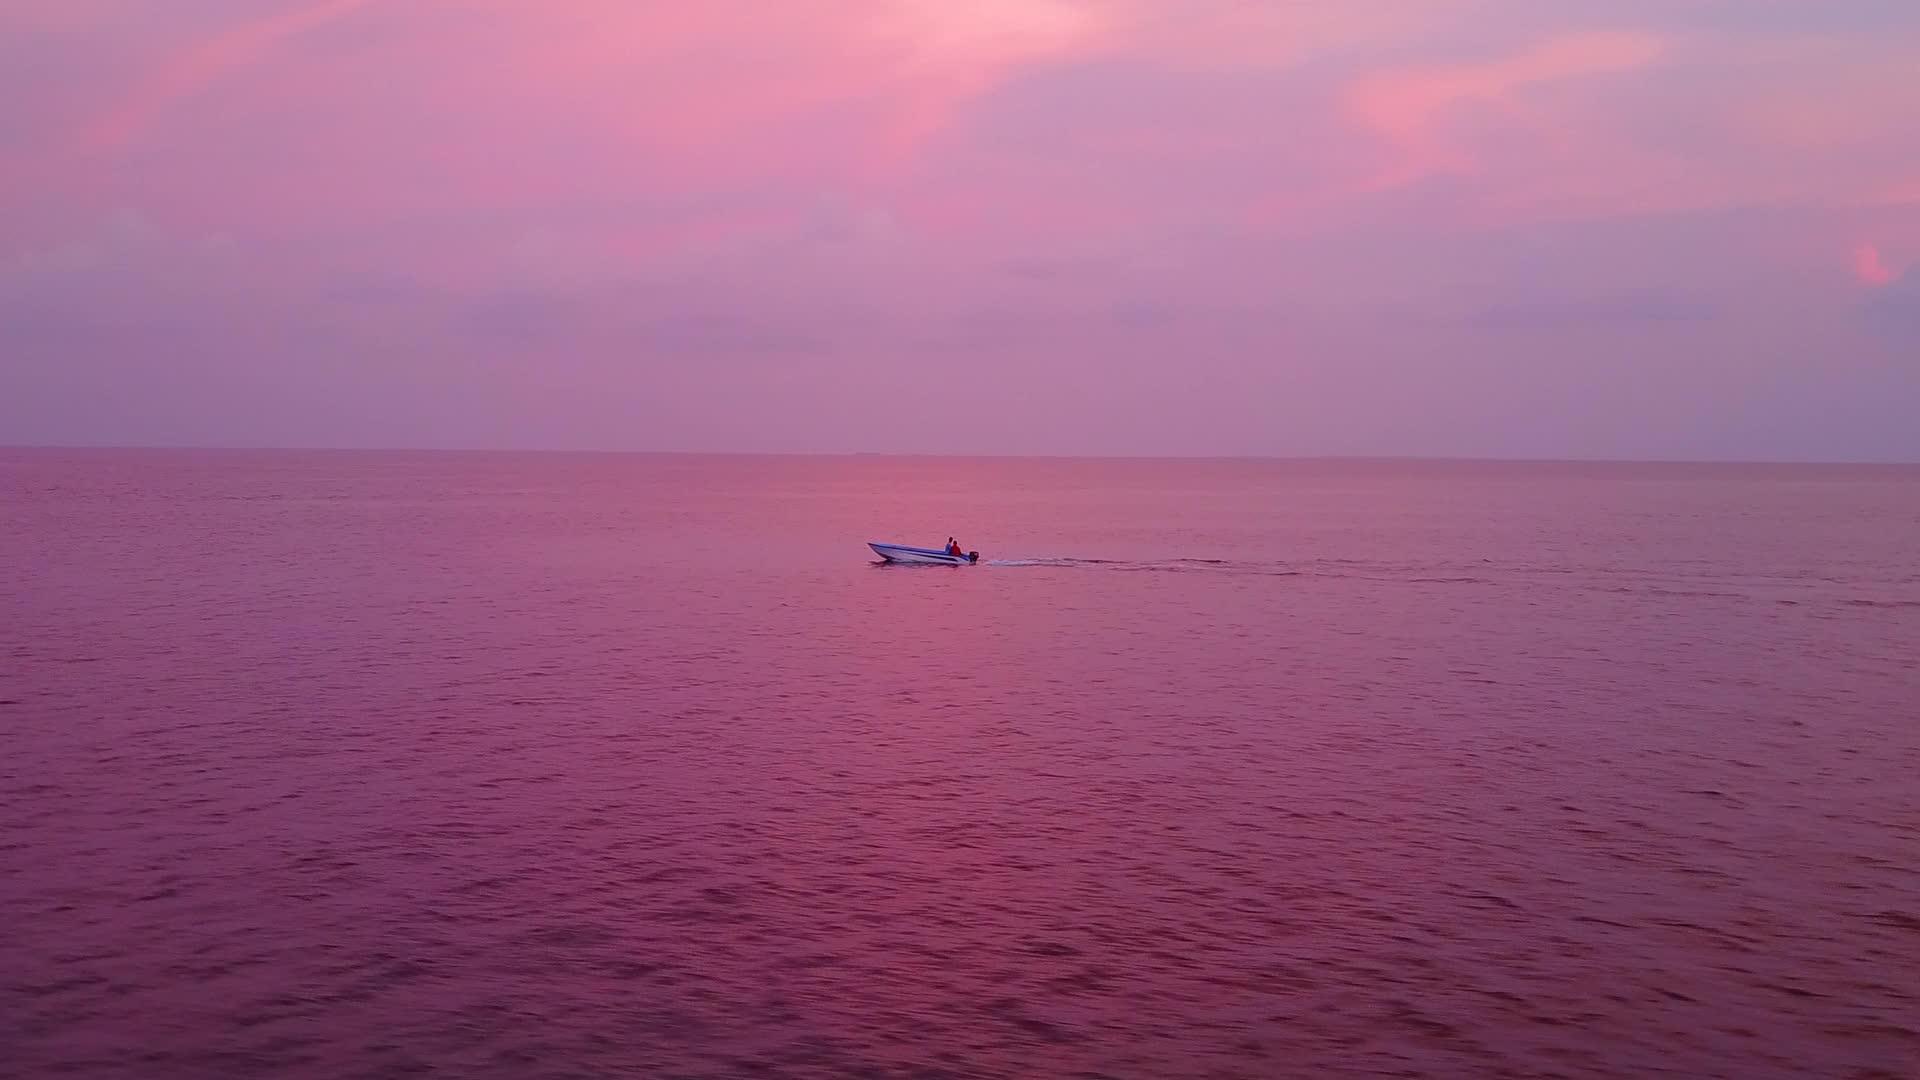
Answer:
[3,443,1918,468]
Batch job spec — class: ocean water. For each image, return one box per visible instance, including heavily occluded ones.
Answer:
[3,449,1917,1080]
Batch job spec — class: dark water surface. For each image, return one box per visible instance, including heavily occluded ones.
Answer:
[3,450,1918,1079]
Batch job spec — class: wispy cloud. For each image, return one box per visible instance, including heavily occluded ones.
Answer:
[74,0,375,160]
[1473,290,1716,330]
[1344,31,1667,190]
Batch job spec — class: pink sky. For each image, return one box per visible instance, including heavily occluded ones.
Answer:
[3,1,1919,459]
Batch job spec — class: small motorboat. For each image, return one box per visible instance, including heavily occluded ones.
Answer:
[869,542,979,565]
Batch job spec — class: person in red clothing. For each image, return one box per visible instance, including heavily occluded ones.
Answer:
[946,537,963,557]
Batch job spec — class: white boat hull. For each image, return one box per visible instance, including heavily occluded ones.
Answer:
[869,542,974,564]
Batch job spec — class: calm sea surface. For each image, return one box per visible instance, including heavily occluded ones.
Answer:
[3,450,1917,1079]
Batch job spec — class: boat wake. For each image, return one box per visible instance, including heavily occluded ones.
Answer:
[985,557,1300,577]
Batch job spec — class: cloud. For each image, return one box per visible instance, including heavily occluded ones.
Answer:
[1865,267,1920,340]
[0,208,243,299]
[1345,31,1667,189]
[74,0,375,159]
[1472,290,1716,330]
[1854,243,1897,287]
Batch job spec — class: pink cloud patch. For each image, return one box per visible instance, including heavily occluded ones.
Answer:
[1344,31,1666,190]
[1854,243,1896,287]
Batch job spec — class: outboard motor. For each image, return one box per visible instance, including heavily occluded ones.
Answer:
[967,551,979,563]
